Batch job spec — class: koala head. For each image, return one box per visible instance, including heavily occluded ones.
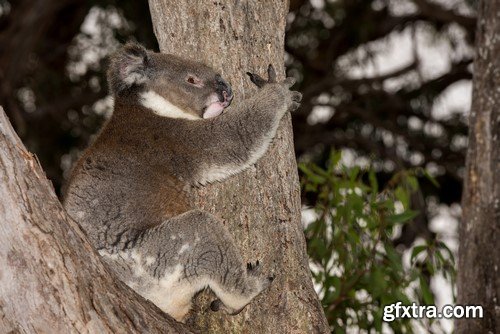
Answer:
[108,42,233,119]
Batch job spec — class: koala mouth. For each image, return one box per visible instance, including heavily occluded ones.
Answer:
[203,91,233,119]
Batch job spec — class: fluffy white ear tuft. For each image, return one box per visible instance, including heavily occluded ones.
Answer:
[108,42,149,94]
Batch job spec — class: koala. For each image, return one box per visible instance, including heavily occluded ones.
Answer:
[63,42,302,322]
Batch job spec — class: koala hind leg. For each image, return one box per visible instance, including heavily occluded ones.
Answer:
[129,209,273,320]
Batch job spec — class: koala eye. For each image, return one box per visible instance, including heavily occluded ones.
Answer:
[186,75,203,87]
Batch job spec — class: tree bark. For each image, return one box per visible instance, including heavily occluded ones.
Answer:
[456,1,500,333]
[148,1,329,333]
[0,105,191,333]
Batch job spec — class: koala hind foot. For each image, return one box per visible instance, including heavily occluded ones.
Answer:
[210,259,274,316]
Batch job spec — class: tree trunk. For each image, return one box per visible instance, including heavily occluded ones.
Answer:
[456,1,500,333]
[0,106,191,333]
[148,1,329,333]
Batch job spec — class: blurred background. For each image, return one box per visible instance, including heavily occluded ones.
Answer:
[0,0,477,333]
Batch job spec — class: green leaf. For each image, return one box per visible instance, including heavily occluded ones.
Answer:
[370,268,387,297]
[422,169,440,188]
[385,244,403,272]
[410,245,427,264]
[419,276,434,304]
[406,175,419,191]
[369,169,378,194]
[328,150,342,172]
[348,166,360,182]
[387,210,419,224]
[326,276,341,292]
[395,186,409,208]
[436,241,455,264]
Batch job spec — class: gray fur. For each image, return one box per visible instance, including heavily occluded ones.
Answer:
[63,43,301,321]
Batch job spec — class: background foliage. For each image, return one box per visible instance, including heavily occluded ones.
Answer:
[301,151,455,333]
[0,0,475,332]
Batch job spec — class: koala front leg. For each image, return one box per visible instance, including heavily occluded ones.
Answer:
[121,210,273,321]
[191,65,302,184]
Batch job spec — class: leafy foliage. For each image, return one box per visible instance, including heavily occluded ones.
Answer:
[301,151,455,333]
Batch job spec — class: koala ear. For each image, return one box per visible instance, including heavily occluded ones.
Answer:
[108,42,150,94]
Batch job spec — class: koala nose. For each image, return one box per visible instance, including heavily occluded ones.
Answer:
[215,75,233,102]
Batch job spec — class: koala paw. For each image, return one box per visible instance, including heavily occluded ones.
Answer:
[247,260,274,289]
[246,64,302,112]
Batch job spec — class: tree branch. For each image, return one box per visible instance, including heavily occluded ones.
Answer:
[0,106,192,333]
[413,0,476,30]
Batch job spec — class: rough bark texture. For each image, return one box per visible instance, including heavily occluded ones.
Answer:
[456,1,500,333]
[0,106,191,333]
[148,1,329,333]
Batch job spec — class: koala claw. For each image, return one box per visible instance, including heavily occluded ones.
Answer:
[267,64,277,83]
[246,64,278,88]
[246,72,267,88]
[247,260,261,272]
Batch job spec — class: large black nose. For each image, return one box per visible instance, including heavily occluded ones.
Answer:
[215,74,233,102]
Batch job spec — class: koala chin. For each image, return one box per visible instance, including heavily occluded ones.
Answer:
[63,42,302,322]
